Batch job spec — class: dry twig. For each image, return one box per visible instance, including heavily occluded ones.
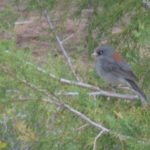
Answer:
[93,130,105,150]
[44,11,80,81]
[74,123,89,131]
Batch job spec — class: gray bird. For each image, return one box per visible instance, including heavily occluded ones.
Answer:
[92,45,147,106]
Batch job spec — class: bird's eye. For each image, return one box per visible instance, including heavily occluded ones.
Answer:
[97,50,103,55]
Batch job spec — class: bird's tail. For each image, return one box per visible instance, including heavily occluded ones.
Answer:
[126,79,147,107]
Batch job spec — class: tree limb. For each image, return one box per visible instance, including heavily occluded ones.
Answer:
[56,91,138,100]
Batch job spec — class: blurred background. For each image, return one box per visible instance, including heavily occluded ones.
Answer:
[0,0,150,149]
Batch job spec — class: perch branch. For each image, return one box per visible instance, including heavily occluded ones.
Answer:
[25,62,139,101]
[44,11,80,81]
[5,45,139,101]
[56,91,138,100]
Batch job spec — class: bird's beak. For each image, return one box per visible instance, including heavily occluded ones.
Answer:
[91,52,97,57]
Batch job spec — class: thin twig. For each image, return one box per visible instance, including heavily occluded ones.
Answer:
[25,62,100,90]
[44,10,80,81]
[15,20,34,25]
[61,33,74,43]
[93,130,105,150]
[74,123,89,131]
[63,103,109,131]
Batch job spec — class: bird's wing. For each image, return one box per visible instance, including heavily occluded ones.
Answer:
[102,58,138,82]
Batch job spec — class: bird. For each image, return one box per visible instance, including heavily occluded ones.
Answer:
[92,45,147,107]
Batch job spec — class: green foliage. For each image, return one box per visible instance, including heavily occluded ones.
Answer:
[0,0,150,150]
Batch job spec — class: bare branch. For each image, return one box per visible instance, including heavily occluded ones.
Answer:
[93,130,105,150]
[20,79,109,132]
[26,62,100,90]
[44,11,80,81]
[116,85,135,92]
[15,20,34,25]
[63,103,109,131]
[74,123,89,131]
[61,33,74,43]
[56,91,138,100]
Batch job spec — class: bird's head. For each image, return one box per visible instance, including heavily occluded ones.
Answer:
[92,45,122,62]
[92,45,114,58]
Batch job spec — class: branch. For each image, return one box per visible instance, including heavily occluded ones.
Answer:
[21,79,109,132]
[15,20,34,25]
[74,123,89,131]
[44,11,80,81]
[26,62,100,91]
[56,91,138,100]
[62,33,74,43]
[93,130,105,150]
[63,103,109,131]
